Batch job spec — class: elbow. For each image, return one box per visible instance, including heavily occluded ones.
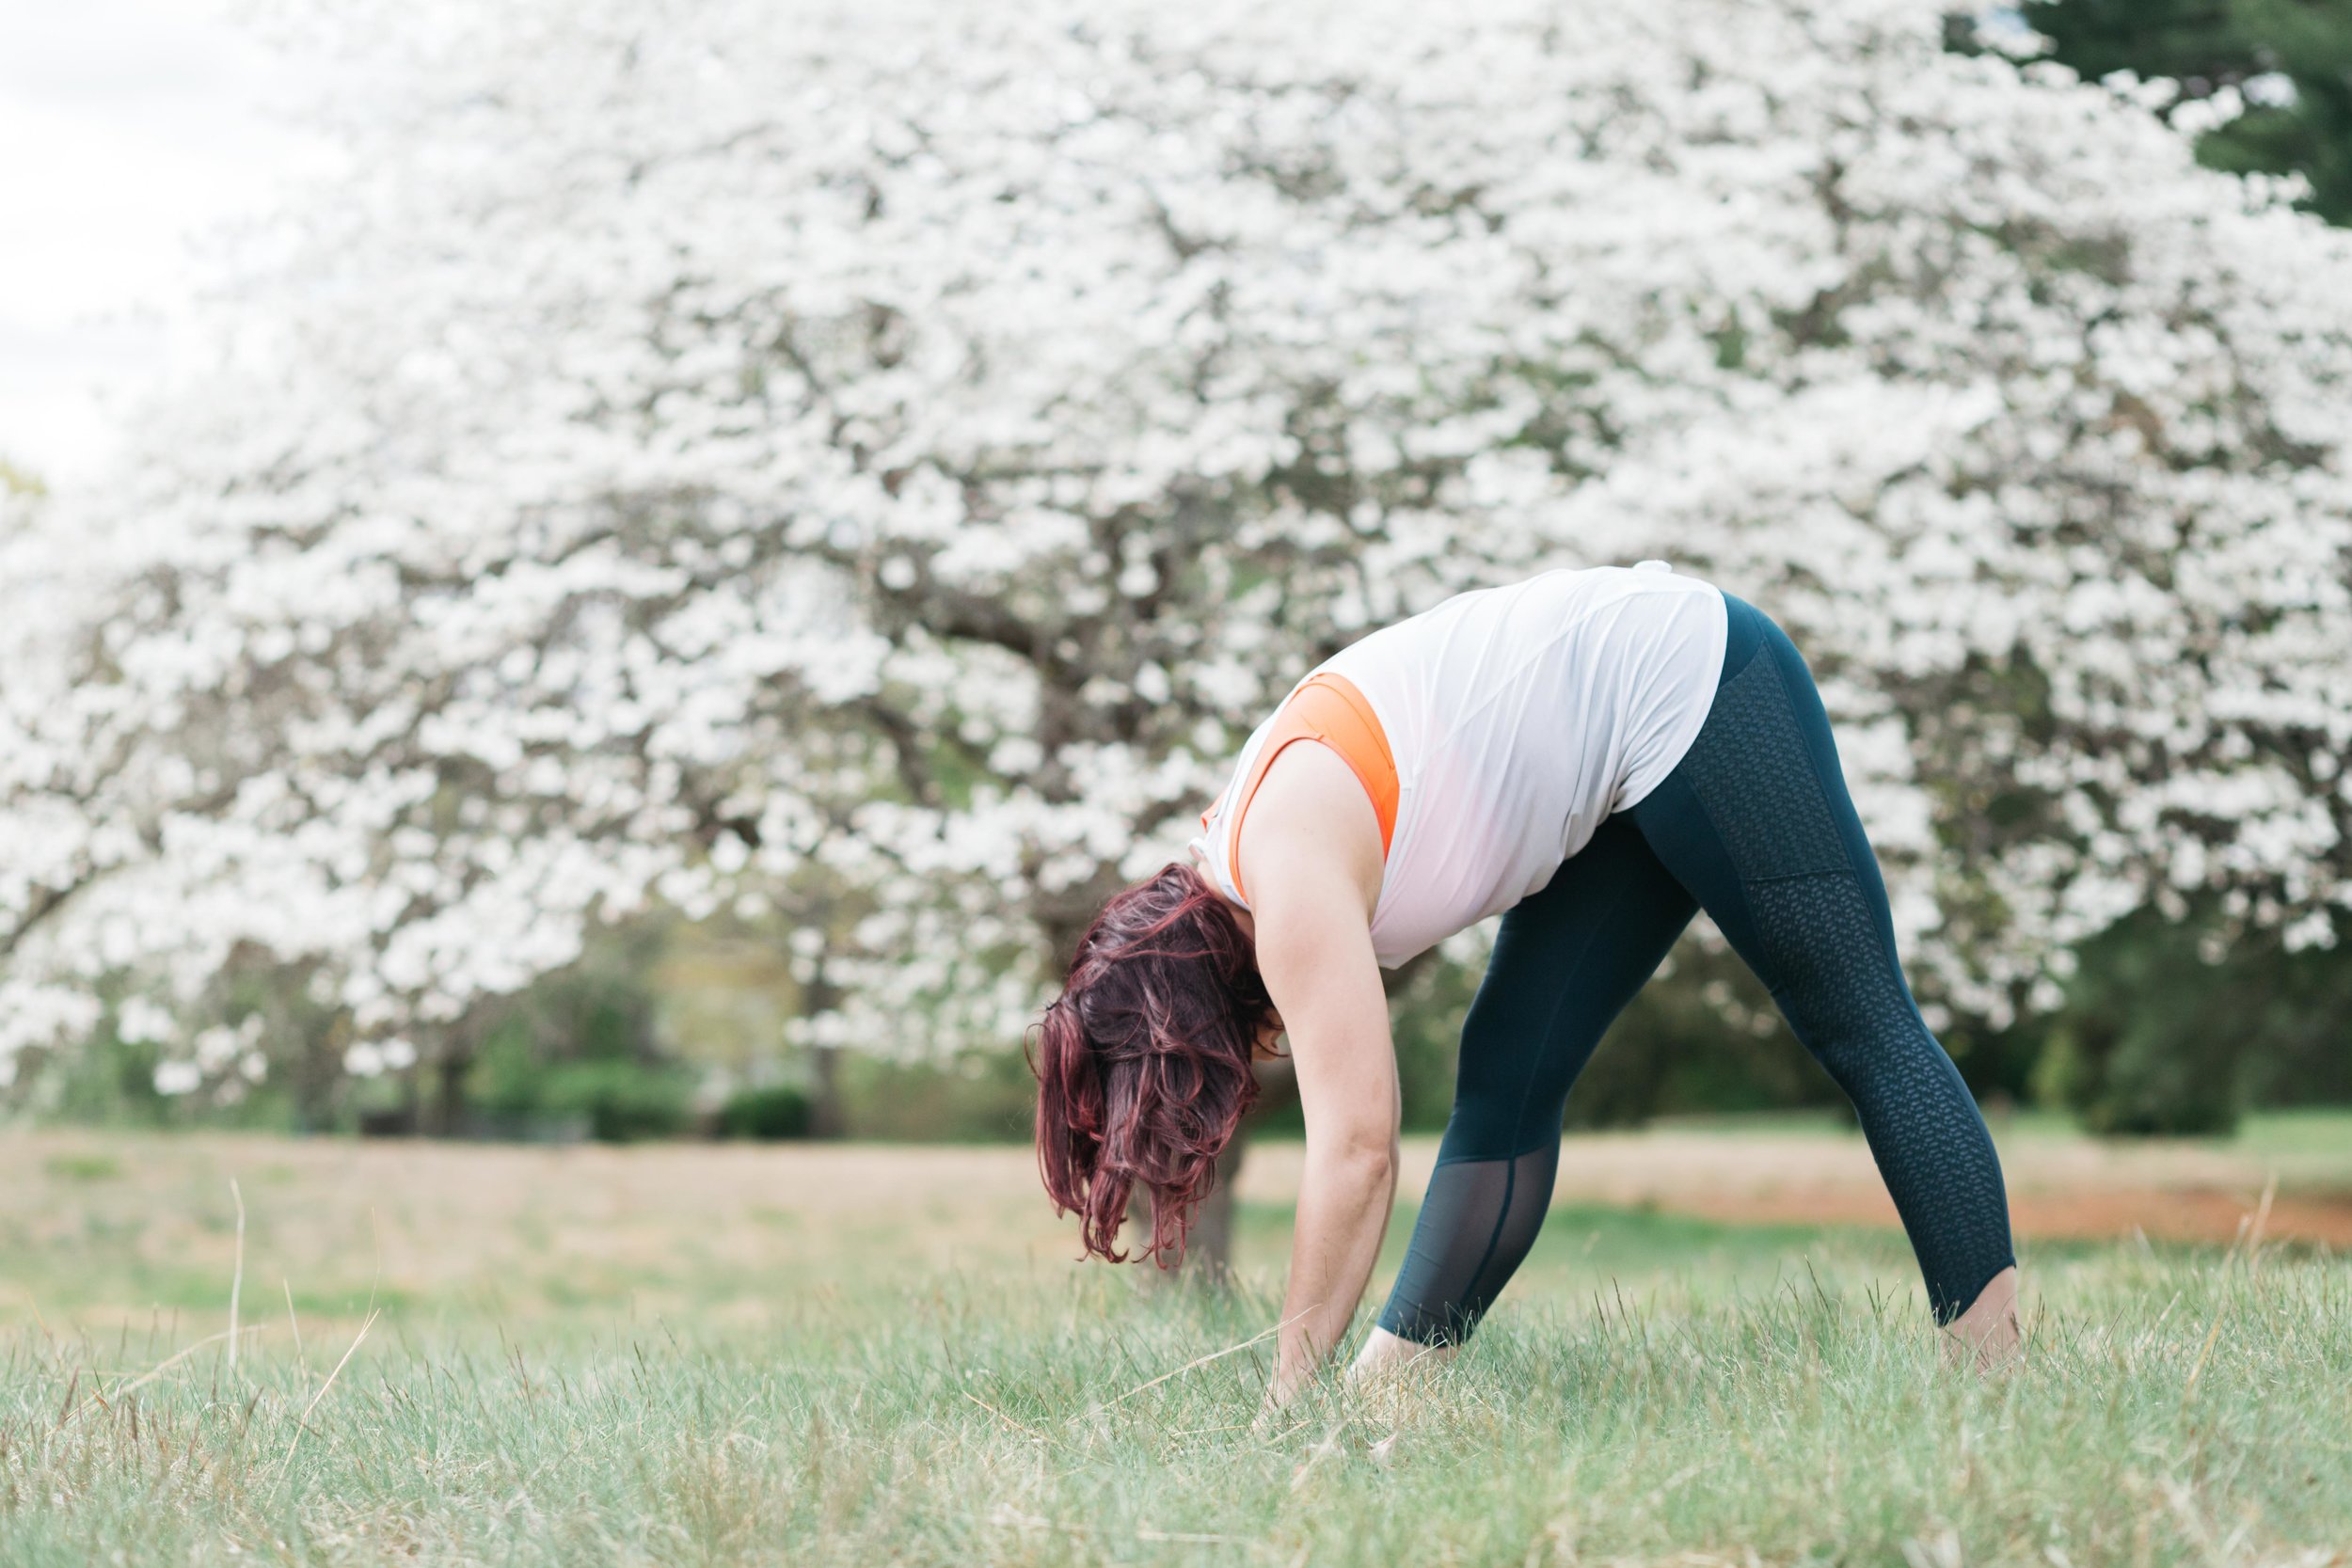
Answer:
[1315,1125,1399,1185]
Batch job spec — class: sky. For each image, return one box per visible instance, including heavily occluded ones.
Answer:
[0,0,343,486]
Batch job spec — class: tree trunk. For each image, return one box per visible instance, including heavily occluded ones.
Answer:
[418,1017,477,1136]
[806,1042,846,1138]
[800,959,849,1138]
[1174,1130,1248,1283]
[428,1046,469,1136]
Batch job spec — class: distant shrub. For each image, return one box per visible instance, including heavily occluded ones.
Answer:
[2035,910,2248,1136]
[537,1060,693,1143]
[718,1085,814,1141]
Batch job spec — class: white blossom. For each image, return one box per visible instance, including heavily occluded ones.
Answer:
[3,0,2348,1085]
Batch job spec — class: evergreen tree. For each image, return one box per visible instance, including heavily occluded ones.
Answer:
[2023,0,2352,224]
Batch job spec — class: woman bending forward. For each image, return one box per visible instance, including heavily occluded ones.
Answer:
[1033,563,2022,1402]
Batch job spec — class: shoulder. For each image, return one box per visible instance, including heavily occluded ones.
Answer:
[1235,739,1383,922]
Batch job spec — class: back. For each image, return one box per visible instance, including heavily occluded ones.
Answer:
[1198,563,1725,966]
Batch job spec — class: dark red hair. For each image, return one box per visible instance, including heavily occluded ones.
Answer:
[1030,862,1274,1265]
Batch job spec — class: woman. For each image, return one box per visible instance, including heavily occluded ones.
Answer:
[1033,563,2022,1403]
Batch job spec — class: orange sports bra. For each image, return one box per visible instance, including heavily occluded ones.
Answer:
[1213,672,1398,903]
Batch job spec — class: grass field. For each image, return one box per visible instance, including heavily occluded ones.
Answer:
[3,1124,2348,1565]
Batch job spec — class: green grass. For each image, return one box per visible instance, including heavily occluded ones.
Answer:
[2,1132,2347,1564]
[2228,1110,2352,1161]
[3,1247,2348,1566]
[40,1152,122,1182]
[1240,1196,1924,1307]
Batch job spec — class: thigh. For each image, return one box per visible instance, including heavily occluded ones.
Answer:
[1626,599,2016,1320]
[1628,601,1911,1015]
[1443,810,1697,1158]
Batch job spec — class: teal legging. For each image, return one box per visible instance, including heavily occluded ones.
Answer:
[1375,594,2015,1344]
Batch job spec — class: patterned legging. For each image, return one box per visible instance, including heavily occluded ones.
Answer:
[1375,594,2016,1344]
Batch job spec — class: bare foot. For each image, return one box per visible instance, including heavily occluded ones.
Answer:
[1942,1265,2023,1371]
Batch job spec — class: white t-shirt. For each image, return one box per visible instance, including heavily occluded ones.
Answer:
[1191,563,1726,967]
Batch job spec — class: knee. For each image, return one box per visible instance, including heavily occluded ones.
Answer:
[1437,1094,1531,1162]
[1803,1011,1965,1106]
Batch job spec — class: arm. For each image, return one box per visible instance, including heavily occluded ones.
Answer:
[1258,901,1399,1405]
[1242,749,1400,1406]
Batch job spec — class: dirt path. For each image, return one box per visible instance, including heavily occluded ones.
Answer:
[1233,1129,2352,1246]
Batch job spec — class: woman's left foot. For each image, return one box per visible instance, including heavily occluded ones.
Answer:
[1944,1264,2023,1371]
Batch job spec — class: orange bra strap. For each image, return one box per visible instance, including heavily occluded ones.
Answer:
[1227,673,1398,903]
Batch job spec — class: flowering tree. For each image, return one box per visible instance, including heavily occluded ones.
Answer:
[3,0,2349,1113]
[2,481,126,1079]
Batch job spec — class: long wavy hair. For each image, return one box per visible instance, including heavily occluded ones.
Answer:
[1029,862,1275,1264]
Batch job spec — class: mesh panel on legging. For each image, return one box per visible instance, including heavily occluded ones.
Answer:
[1630,604,2016,1323]
[1375,812,1695,1346]
[1377,1145,1560,1345]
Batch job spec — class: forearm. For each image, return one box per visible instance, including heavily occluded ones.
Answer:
[1239,815,1399,1407]
[1272,1141,1397,1403]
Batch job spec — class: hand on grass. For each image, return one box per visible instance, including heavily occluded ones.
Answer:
[1346,1324,1455,1387]
[1346,1326,1454,1464]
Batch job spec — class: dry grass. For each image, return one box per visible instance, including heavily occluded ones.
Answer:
[1238,1113,2352,1244]
[7,1117,2350,1338]
[3,1133,1077,1332]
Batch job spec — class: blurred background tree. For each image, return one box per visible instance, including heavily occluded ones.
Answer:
[1936,0,2352,1136]
[5,0,2351,1208]
[2027,904,2352,1133]
[2001,1,2352,224]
